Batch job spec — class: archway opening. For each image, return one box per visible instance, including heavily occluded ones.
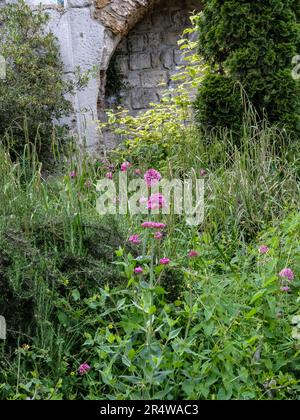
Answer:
[99,0,201,147]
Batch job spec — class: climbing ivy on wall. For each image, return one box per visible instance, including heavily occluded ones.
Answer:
[195,0,300,137]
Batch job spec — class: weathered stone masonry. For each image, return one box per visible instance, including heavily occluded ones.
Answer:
[105,0,200,115]
[3,0,201,149]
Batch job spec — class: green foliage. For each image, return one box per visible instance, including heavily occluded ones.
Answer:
[195,0,300,135]
[0,9,300,401]
[101,24,300,241]
[100,21,206,167]
[0,126,299,400]
[2,208,300,400]
[0,1,73,156]
[0,142,133,361]
[194,73,244,134]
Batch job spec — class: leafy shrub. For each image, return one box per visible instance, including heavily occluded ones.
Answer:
[0,1,75,156]
[195,0,300,135]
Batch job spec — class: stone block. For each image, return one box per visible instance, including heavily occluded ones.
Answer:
[172,10,190,28]
[141,70,168,88]
[147,32,161,50]
[128,34,148,53]
[95,0,109,8]
[114,56,129,73]
[125,71,141,88]
[117,39,128,54]
[68,0,92,7]
[151,11,172,30]
[174,49,185,66]
[133,15,153,33]
[151,52,163,69]
[161,49,174,69]
[129,53,151,70]
[161,32,180,47]
[131,88,159,109]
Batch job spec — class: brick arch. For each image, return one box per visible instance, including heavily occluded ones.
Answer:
[96,0,160,122]
[67,0,200,149]
[94,0,157,37]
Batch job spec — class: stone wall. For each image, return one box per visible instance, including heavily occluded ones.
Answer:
[105,0,200,115]
[1,0,201,150]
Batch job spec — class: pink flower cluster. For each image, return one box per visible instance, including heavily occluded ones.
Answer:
[279,267,295,293]
[159,257,170,265]
[121,161,132,172]
[154,231,163,240]
[106,172,113,180]
[144,169,162,187]
[279,268,294,281]
[259,245,269,254]
[141,222,166,229]
[280,286,291,293]
[188,250,199,258]
[129,234,141,245]
[78,363,90,375]
[147,193,166,210]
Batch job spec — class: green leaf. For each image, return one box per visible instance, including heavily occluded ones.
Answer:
[148,305,157,315]
[168,327,182,340]
[250,289,266,304]
[71,289,80,302]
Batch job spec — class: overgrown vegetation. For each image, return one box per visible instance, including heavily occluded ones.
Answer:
[0,5,300,400]
[195,0,300,136]
[0,1,87,158]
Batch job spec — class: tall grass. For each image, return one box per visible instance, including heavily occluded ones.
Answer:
[0,120,299,399]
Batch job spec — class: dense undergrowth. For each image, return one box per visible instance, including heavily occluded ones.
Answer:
[0,118,299,399]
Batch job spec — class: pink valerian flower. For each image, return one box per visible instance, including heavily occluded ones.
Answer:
[141,222,166,229]
[147,193,166,210]
[134,266,143,274]
[144,169,162,187]
[121,161,131,172]
[188,250,199,258]
[134,169,142,176]
[259,245,269,254]
[199,169,207,177]
[78,363,91,375]
[159,257,170,265]
[106,172,113,180]
[154,231,163,240]
[279,268,294,281]
[280,286,291,293]
[70,170,76,178]
[129,234,141,245]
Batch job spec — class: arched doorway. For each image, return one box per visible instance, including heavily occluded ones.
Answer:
[49,0,200,148]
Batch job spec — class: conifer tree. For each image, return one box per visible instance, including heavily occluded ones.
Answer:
[195,0,300,136]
